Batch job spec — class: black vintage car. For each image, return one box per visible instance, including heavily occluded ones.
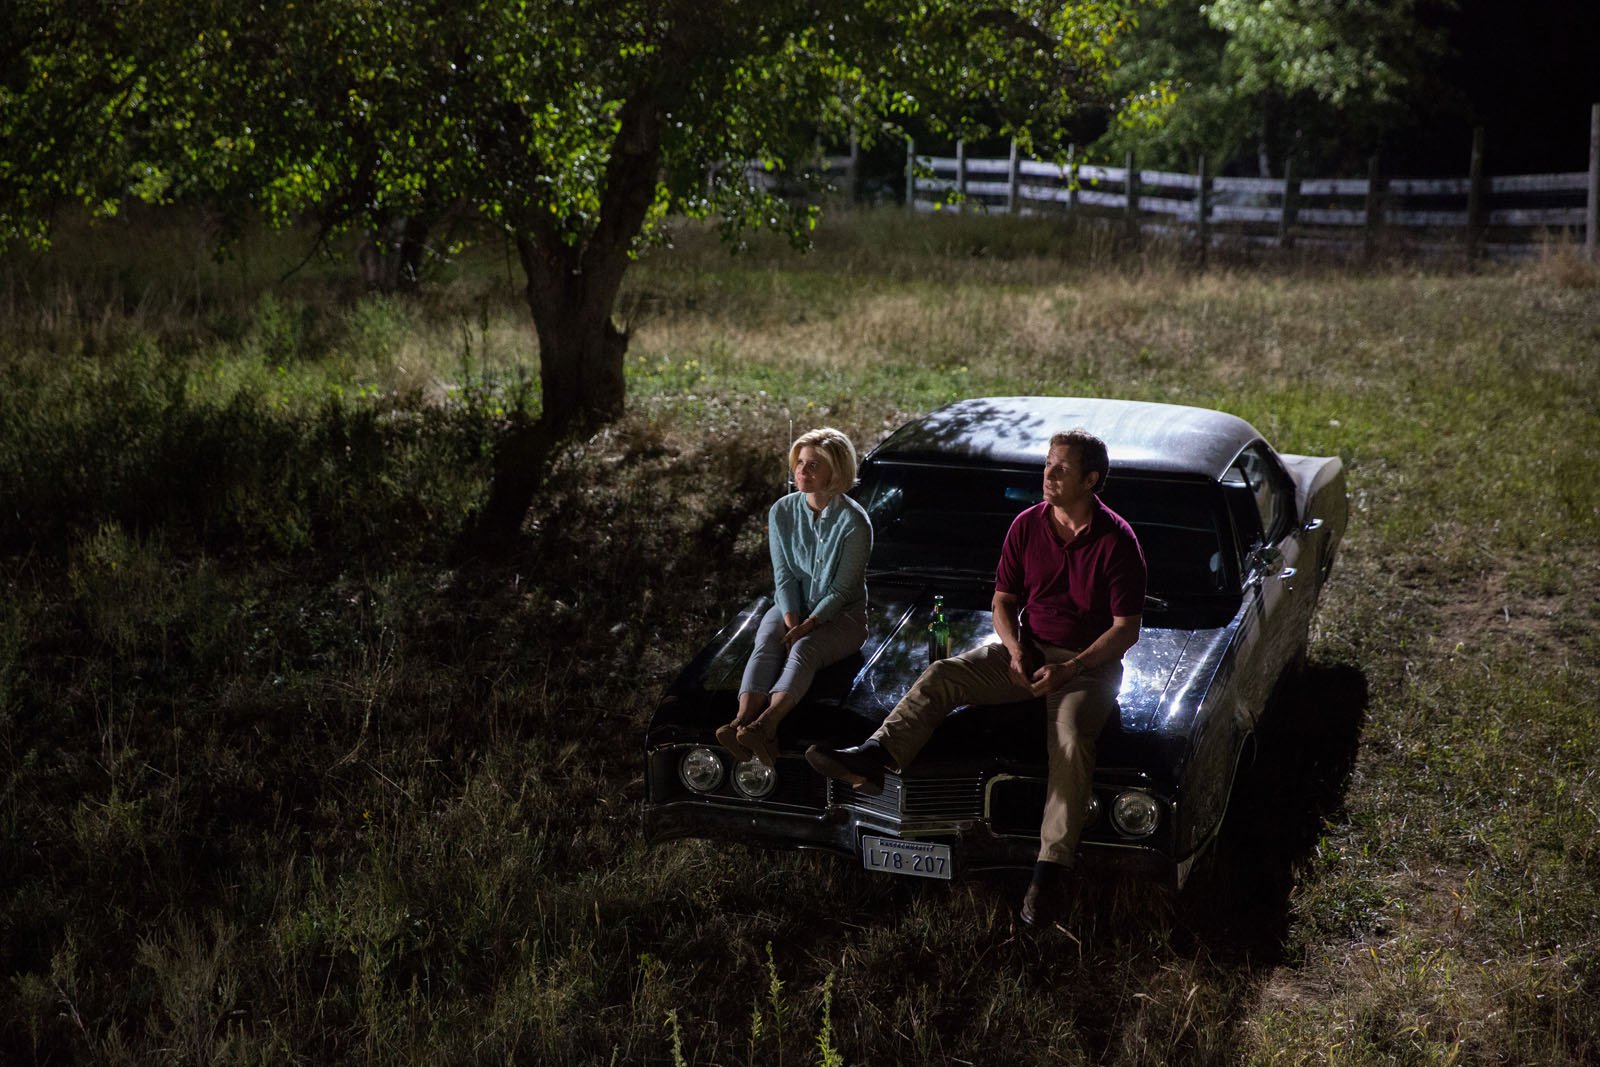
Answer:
[644,397,1348,888]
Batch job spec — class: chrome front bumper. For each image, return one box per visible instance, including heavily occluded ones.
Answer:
[643,747,1180,883]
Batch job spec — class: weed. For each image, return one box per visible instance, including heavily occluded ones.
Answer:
[815,972,844,1067]
[666,1007,688,1066]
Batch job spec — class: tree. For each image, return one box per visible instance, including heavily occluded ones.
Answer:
[3,0,1133,538]
[1102,0,1451,175]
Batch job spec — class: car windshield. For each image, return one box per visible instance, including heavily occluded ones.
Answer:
[853,464,1234,598]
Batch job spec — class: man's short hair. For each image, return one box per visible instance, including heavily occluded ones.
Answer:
[789,427,858,495]
[1048,429,1110,494]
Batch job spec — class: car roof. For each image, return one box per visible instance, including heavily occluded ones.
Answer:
[865,396,1263,481]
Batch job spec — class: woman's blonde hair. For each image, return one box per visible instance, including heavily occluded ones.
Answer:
[788,427,858,495]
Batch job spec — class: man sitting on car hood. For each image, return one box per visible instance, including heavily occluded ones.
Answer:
[807,428,1146,926]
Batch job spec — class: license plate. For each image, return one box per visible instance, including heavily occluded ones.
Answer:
[861,835,952,880]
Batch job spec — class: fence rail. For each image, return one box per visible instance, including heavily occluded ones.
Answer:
[900,104,1600,261]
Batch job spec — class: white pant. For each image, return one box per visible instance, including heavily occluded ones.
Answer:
[739,604,867,700]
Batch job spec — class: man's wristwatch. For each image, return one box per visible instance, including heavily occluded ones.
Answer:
[1068,657,1085,675]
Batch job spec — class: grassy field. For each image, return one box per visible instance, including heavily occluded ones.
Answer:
[2,209,1598,1065]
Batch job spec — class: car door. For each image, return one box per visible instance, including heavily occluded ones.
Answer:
[1221,443,1310,726]
[1231,443,1317,686]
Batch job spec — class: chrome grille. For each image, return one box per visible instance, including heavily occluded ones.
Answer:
[829,774,986,823]
[902,775,985,819]
[830,776,902,820]
[768,756,829,808]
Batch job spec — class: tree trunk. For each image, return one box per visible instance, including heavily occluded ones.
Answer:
[521,239,631,431]
[469,94,665,545]
[470,246,630,542]
[358,215,431,293]
[1256,92,1284,179]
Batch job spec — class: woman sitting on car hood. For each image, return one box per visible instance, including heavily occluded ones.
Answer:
[718,427,872,767]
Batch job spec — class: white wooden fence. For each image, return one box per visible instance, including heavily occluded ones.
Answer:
[900,104,1600,261]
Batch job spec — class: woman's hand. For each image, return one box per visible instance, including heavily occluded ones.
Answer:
[783,616,818,648]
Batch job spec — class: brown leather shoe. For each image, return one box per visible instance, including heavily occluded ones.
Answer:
[737,723,781,768]
[715,720,753,761]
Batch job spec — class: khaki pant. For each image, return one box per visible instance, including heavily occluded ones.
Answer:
[871,641,1121,866]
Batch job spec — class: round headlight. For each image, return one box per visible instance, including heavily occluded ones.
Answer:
[731,758,777,799]
[1110,790,1160,838]
[678,747,725,793]
[1085,791,1102,825]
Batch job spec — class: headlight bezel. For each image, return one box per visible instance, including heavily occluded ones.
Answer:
[1110,789,1160,838]
[731,758,777,799]
[677,746,726,793]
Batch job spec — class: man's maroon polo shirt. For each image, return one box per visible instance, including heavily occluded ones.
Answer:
[994,497,1147,650]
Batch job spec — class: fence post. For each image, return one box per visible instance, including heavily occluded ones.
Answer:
[1363,155,1383,262]
[1007,139,1021,214]
[1466,126,1486,262]
[904,136,916,212]
[1278,158,1298,250]
[1196,153,1210,266]
[1587,103,1599,262]
[1125,150,1140,242]
[1067,145,1079,216]
[956,139,967,213]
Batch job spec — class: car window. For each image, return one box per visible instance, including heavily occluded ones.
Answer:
[853,464,1233,597]
[1226,444,1294,544]
[855,465,1037,575]
[1101,478,1233,596]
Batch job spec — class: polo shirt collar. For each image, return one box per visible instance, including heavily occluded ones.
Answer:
[1053,497,1109,548]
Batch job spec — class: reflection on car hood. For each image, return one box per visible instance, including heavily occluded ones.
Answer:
[660,577,1237,771]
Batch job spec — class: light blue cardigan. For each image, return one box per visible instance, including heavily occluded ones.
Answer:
[767,492,872,623]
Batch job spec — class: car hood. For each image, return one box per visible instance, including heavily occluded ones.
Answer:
[653,577,1240,775]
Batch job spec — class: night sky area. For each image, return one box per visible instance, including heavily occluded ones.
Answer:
[1394,0,1600,176]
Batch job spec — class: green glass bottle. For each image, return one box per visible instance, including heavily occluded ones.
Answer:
[927,594,951,662]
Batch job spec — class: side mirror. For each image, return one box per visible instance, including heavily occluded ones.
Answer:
[1245,545,1285,587]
